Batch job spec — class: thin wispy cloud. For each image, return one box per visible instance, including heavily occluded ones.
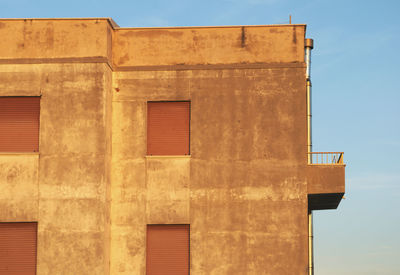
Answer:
[348,173,400,190]
[130,16,171,27]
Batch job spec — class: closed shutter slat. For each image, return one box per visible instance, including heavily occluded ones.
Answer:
[147,225,189,275]
[0,97,40,152]
[0,222,37,275]
[147,102,190,155]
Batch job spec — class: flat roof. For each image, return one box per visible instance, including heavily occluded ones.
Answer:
[0,17,119,28]
[0,17,306,30]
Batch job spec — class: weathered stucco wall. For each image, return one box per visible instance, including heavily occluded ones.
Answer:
[113,25,305,67]
[0,63,111,275]
[38,63,111,275]
[0,154,39,221]
[0,19,112,61]
[111,65,309,274]
[190,67,308,274]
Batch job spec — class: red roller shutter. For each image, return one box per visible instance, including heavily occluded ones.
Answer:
[0,222,37,275]
[147,101,190,155]
[0,97,40,152]
[146,225,190,275]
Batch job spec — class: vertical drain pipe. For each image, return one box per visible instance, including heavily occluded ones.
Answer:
[308,210,314,275]
[305,38,313,163]
[305,38,314,275]
[307,79,312,163]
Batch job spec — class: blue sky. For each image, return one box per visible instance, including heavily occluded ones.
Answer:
[2,0,400,274]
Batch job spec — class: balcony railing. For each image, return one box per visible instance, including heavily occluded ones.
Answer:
[308,152,344,165]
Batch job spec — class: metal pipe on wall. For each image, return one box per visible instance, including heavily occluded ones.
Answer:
[307,80,312,163]
[305,38,314,275]
[305,39,313,80]
[308,211,314,275]
[305,38,313,164]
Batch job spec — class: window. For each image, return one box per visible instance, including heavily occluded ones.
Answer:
[0,97,40,152]
[146,225,190,275]
[0,222,37,275]
[147,101,190,155]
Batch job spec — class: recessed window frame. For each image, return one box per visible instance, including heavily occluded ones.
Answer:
[146,224,190,275]
[0,96,41,153]
[0,222,38,275]
[146,100,191,156]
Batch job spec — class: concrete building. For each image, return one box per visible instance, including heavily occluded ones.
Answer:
[0,18,345,275]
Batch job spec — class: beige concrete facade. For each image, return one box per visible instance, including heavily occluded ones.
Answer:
[0,18,345,274]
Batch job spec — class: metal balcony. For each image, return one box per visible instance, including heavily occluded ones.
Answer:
[308,152,344,165]
[307,152,345,210]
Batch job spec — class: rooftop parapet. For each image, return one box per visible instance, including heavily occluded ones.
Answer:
[0,18,306,68]
[0,18,114,64]
[113,24,306,68]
